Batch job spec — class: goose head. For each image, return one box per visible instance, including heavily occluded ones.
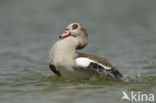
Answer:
[59,23,88,49]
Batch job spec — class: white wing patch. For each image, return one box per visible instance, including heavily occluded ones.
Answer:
[75,57,94,67]
[75,57,111,70]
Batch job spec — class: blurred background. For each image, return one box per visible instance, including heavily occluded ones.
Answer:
[0,0,156,103]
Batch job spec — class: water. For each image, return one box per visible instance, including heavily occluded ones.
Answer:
[0,0,156,103]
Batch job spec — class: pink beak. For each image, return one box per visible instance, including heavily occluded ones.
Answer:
[59,29,71,38]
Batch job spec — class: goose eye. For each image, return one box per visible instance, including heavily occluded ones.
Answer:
[72,24,78,30]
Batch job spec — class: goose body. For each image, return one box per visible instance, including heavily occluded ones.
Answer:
[48,23,122,78]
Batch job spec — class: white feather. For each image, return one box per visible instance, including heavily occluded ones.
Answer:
[75,57,94,67]
[75,57,112,70]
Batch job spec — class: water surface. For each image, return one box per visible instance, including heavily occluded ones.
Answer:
[0,0,156,103]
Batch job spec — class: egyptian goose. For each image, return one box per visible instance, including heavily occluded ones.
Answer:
[48,23,122,78]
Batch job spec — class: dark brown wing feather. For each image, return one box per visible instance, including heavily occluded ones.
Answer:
[49,64,61,76]
[77,52,123,77]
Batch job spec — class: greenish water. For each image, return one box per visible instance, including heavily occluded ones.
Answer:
[0,0,156,103]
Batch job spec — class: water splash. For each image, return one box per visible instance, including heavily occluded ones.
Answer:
[122,72,143,82]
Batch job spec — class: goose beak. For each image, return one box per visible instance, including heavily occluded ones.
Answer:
[59,29,71,38]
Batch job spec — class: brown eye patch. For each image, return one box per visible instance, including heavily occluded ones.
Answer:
[72,24,78,30]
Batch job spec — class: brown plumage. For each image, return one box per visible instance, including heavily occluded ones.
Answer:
[76,52,123,77]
